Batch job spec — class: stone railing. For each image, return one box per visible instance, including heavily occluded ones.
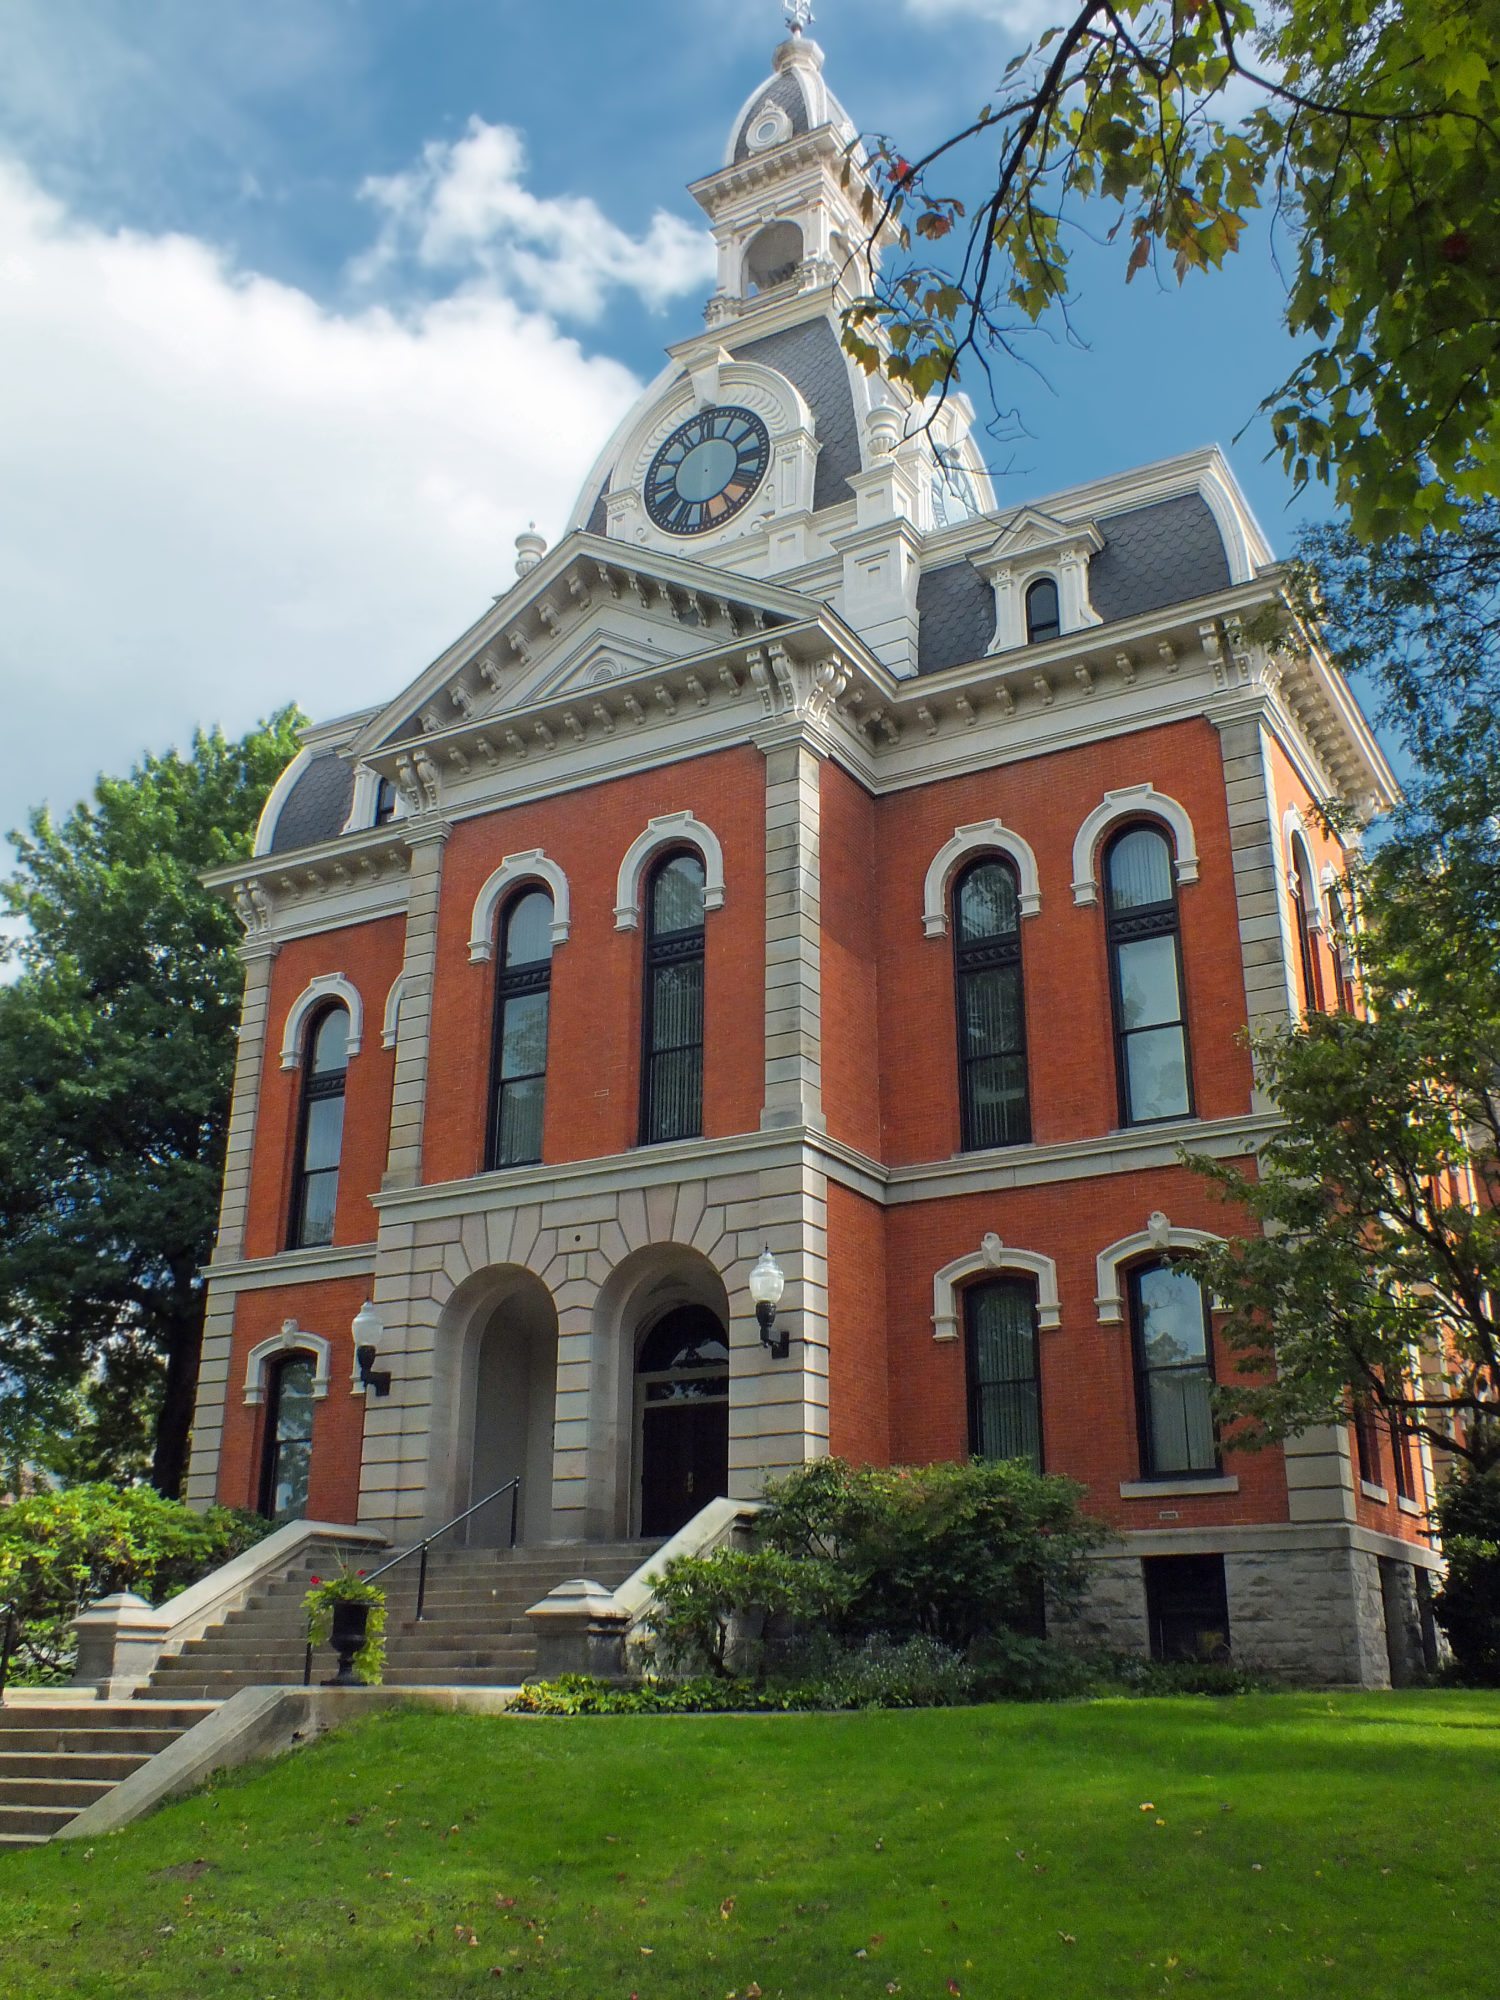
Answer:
[70,1519,387,1699]
[526,1497,762,1681]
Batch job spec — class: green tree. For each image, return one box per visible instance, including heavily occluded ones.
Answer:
[0,710,304,1497]
[1188,507,1500,1473]
[844,0,1500,537]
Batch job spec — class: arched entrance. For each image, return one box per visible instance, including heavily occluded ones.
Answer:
[429,1265,558,1546]
[636,1304,729,1538]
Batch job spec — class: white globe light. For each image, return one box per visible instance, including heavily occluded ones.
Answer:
[748,1248,786,1308]
[352,1300,384,1345]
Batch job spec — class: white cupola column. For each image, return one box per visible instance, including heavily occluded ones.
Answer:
[828,405,925,677]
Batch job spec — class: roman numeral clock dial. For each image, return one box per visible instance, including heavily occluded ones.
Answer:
[643,406,771,536]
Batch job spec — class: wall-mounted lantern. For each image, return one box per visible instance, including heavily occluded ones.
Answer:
[749,1247,790,1360]
[352,1300,392,1397]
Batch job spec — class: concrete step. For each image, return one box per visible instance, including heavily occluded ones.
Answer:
[0,1830,50,1847]
[381,1668,528,1687]
[0,1726,185,1757]
[0,1703,214,1733]
[0,1802,85,1839]
[137,1675,305,1698]
[0,1752,145,1783]
[0,1775,116,1809]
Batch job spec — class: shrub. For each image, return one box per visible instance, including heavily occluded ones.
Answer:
[1104,1654,1266,1697]
[1434,1465,1500,1684]
[650,1546,847,1678]
[0,1484,270,1683]
[775,1634,978,1709]
[967,1629,1106,1703]
[758,1455,1102,1649]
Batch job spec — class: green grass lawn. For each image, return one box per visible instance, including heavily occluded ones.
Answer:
[2,1691,1496,1998]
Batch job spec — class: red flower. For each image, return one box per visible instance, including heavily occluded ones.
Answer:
[357,1571,367,1579]
[310,1575,321,1587]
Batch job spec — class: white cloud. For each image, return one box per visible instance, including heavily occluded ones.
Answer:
[355,118,718,321]
[898,0,1058,32]
[0,154,649,866]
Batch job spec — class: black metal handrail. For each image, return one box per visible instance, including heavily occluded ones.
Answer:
[300,1477,522,1685]
[362,1475,521,1624]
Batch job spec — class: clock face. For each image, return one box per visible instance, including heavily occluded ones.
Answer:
[644,406,770,536]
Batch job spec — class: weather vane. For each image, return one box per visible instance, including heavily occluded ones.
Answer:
[785,0,814,34]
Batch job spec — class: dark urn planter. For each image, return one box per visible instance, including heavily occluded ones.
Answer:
[324,1598,370,1687]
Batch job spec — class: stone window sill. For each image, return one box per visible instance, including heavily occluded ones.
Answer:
[1360,1480,1389,1504]
[1397,1494,1425,1517]
[1118,1476,1239,1499]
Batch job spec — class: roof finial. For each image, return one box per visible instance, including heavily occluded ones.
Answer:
[785,0,813,35]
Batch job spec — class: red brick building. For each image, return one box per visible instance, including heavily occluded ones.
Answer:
[187,26,1435,1682]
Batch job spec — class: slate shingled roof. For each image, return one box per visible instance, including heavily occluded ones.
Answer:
[731,317,861,514]
[915,492,1233,675]
[268,752,355,854]
[732,71,810,164]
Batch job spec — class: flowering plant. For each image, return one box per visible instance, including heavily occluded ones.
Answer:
[303,1562,387,1685]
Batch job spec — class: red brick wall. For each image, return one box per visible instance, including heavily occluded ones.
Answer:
[826,1181,889,1462]
[876,1164,1288,1534]
[243,920,404,1258]
[819,762,882,1156]
[424,747,767,1181]
[874,718,1256,1164]
[216,1278,369,1520]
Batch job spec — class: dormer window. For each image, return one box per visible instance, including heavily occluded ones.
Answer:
[1025,576,1061,645]
[373,776,398,826]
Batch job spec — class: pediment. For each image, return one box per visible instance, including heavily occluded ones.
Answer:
[980,507,1104,571]
[349,532,817,758]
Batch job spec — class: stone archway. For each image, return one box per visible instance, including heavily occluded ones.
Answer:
[427,1264,558,1546]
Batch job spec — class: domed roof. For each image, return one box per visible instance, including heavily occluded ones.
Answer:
[725,34,856,168]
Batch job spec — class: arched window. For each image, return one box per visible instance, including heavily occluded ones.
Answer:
[745,219,804,293]
[1289,839,1325,1012]
[1105,824,1192,1125]
[259,1352,317,1519]
[289,1004,349,1248]
[1025,576,1060,644]
[1128,1261,1218,1477]
[1326,885,1354,1013]
[372,776,398,826]
[953,857,1030,1150]
[641,852,705,1144]
[487,889,554,1170]
[964,1277,1042,1468]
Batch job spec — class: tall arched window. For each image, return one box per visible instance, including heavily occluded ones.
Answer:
[641,852,706,1144]
[289,1005,349,1248]
[1025,576,1060,644]
[1326,885,1354,1013]
[487,888,554,1170]
[1290,839,1325,1012]
[953,856,1030,1150]
[964,1277,1042,1468]
[1105,824,1192,1125]
[1128,1260,1218,1477]
[259,1352,316,1519]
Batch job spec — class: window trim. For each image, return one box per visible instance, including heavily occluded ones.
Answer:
[1127,1258,1221,1480]
[1071,784,1199,907]
[287,1001,350,1251]
[1289,833,1325,1013]
[932,1236,1061,1341]
[962,1273,1045,1469]
[921,819,1041,936]
[1095,1216,1222,1324]
[279,973,363,1070]
[615,812,725,933]
[638,847,707,1147]
[243,1322,331,1407]
[1103,820,1195,1128]
[485,887,554,1171]
[469,850,571,962]
[951,853,1031,1151]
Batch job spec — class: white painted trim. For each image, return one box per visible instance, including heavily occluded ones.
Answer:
[1095,1215,1223,1324]
[468,849,572,963]
[1071,784,1200,907]
[921,819,1042,936]
[931,1233,1061,1342]
[614,811,727,931]
[242,1323,332,1406]
[382,973,408,1050]
[1282,808,1325,931]
[278,973,362,1070]
[252,746,312,858]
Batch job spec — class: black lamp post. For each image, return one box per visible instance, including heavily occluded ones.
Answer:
[749,1247,790,1360]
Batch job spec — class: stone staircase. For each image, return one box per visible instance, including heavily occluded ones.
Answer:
[139,1540,660,1701]
[0,1701,216,1847]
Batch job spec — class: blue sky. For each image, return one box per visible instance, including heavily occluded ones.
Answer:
[0,0,1332,872]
